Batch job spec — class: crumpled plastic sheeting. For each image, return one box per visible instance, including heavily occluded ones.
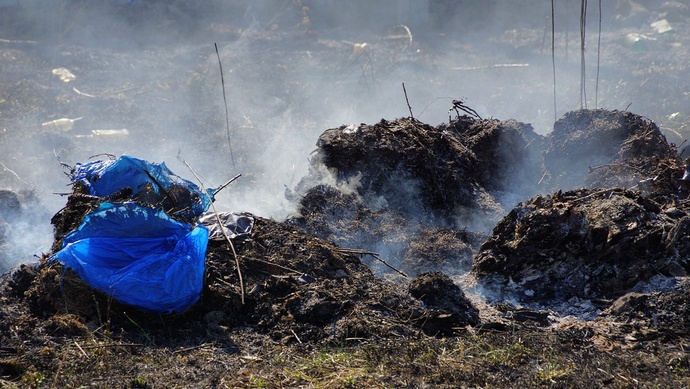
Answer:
[52,202,208,314]
[199,212,254,241]
[71,155,215,221]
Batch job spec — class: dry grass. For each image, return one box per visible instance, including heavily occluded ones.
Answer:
[2,316,689,388]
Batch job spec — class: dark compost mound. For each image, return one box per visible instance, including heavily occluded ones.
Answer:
[311,117,482,216]
[473,188,690,304]
[543,109,682,192]
[4,191,481,349]
[302,116,542,224]
[597,282,690,342]
[401,227,485,275]
[408,271,479,332]
[436,115,544,195]
[290,115,542,277]
[473,109,690,308]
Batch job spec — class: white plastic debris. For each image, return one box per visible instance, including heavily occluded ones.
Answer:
[651,19,673,34]
[352,42,368,56]
[41,117,82,131]
[91,129,129,137]
[624,33,655,51]
[51,67,76,83]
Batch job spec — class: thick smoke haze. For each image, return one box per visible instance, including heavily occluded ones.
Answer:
[0,0,683,272]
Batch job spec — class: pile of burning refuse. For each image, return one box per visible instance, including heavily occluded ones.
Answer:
[289,108,689,325]
[2,108,690,347]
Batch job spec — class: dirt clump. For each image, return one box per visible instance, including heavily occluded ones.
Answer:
[408,271,479,333]
[597,282,690,342]
[400,227,483,275]
[287,183,410,251]
[542,109,682,193]
[301,116,542,225]
[473,188,690,307]
[202,215,463,342]
[472,109,690,314]
[48,193,102,251]
[290,115,542,277]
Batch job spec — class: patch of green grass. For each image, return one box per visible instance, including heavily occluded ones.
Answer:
[668,355,689,379]
[249,375,267,388]
[482,336,531,367]
[294,347,368,388]
[534,361,573,384]
[131,376,150,389]
[123,312,155,346]
[20,368,46,388]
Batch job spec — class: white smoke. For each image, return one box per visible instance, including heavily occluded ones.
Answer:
[0,0,678,277]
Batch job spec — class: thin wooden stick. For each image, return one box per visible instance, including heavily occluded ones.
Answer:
[80,343,143,349]
[213,174,242,196]
[594,0,601,108]
[402,82,415,120]
[338,248,408,278]
[74,341,88,358]
[182,160,245,305]
[291,329,303,344]
[580,0,588,109]
[215,43,236,171]
[141,168,177,210]
[173,344,211,354]
[551,0,557,123]
[242,255,303,275]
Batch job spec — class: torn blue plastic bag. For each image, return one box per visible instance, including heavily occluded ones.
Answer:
[52,202,209,314]
[71,155,215,221]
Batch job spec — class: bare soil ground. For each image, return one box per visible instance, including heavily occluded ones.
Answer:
[2,1,690,388]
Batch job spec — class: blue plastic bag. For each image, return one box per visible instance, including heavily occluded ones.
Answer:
[52,202,209,314]
[71,155,215,220]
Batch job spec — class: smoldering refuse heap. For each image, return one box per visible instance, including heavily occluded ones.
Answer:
[5,108,690,348]
[292,108,690,322]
